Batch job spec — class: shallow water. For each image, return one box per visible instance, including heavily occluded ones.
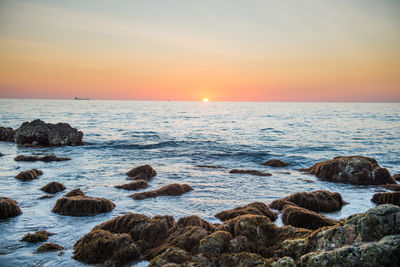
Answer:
[0,99,399,266]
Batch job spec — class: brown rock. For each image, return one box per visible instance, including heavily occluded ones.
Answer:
[303,156,395,185]
[282,205,337,230]
[126,164,157,181]
[14,154,70,162]
[0,197,22,219]
[15,169,43,181]
[218,252,270,267]
[52,196,115,216]
[36,243,63,253]
[393,174,400,181]
[198,231,232,256]
[262,159,290,167]
[269,190,346,212]
[379,184,400,191]
[229,169,272,176]
[64,188,85,197]
[195,165,225,169]
[371,192,400,206]
[38,195,54,199]
[149,247,192,267]
[215,202,278,222]
[21,230,54,243]
[174,215,215,232]
[0,127,15,142]
[114,180,149,190]
[130,183,193,200]
[40,182,66,194]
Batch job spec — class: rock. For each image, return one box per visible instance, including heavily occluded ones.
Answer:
[38,195,54,199]
[130,183,193,200]
[372,192,400,206]
[52,196,115,216]
[64,188,85,197]
[262,159,290,167]
[36,242,63,253]
[14,119,84,146]
[198,231,232,256]
[0,152,4,157]
[271,256,296,267]
[126,164,157,181]
[40,182,66,194]
[218,252,271,267]
[380,184,400,191]
[73,229,140,265]
[195,165,225,169]
[303,155,395,185]
[114,180,149,190]
[281,205,337,230]
[229,169,272,176]
[228,235,253,253]
[21,230,54,243]
[14,154,71,162]
[269,190,346,212]
[174,215,215,232]
[0,127,15,142]
[149,247,192,267]
[215,202,278,222]
[15,169,43,181]
[0,197,22,219]
[393,174,400,181]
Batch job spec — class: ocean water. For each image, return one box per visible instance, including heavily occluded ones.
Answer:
[0,99,399,266]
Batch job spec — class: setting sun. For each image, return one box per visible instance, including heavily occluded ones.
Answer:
[203,98,209,102]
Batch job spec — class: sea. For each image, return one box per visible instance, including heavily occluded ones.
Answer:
[0,99,399,266]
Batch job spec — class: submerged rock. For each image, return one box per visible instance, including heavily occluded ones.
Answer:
[38,195,54,199]
[262,159,290,167]
[195,165,225,169]
[215,202,278,222]
[126,164,157,181]
[281,205,337,230]
[21,230,54,243]
[64,188,85,197]
[15,169,43,181]
[130,183,193,200]
[114,180,149,190]
[229,169,272,176]
[40,182,66,194]
[52,196,115,216]
[269,190,346,212]
[303,155,395,185]
[0,152,4,157]
[36,243,63,253]
[0,127,15,142]
[0,197,22,219]
[372,192,400,206]
[14,154,71,162]
[379,184,400,191]
[14,119,84,146]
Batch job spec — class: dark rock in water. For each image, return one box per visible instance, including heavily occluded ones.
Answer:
[0,197,22,219]
[229,169,272,176]
[215,202,278,222]
[36,243,63,253]
[114,180,149,190]
[52,196,115,216]
[38,195,54,199]
[14,154,71,162]
[15,169,43,181]
[0,152,4,157]
[262,159,290,167]
[379,184,400,191]
[269,190,347,212]
[303,155,395,185]
[281,205,337,230]
[40,182,66,194]
[14,119,84,147]
[0,127,15,142]
[21,230,54,243]
[195,165,225,169]
[130,183,193,200]
[126,164,157,181]
[393,174,400,181]
[64,188,85,197]
[372,192,400,206]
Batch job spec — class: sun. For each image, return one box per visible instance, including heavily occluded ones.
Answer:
[203,98,209,102]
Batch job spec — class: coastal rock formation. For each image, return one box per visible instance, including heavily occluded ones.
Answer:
[14,119,84,146]
[229,169,272,176]
[303,155,395,185]
[21,230,54,243]
[281,205,337,230]
[114,180,149,190]
[371,192,400,206]
[215,202,278,222]
[36,243,64,253]
[0,127,15,142]
[14,154,71,162]
[269,190,346,212]
[126,164,157,181]
[262,159,290,167]
[64,188,85,197]
[40,182,66,194]
[52,195,115,216]
[15,169,43,181]
[130,183,193,200]
[0,197,22,219]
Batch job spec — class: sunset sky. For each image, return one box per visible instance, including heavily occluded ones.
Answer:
[0,0,399,102]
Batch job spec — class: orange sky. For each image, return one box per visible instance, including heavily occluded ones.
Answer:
[0,0,399,102]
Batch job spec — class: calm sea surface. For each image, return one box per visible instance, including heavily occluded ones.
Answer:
[0,99,399,266]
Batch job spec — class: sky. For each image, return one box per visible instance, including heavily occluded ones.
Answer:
[0,0,399,102]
